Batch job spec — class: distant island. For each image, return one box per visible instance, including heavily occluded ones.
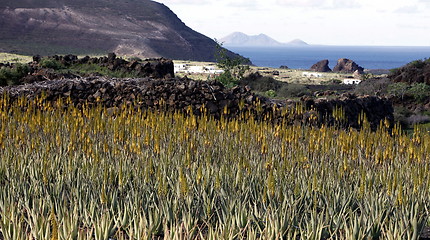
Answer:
[219,32,309,47]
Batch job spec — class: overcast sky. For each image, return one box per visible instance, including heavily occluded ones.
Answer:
[155,0,430,46]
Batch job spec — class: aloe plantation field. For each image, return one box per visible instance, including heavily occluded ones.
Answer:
[0,95,430,240]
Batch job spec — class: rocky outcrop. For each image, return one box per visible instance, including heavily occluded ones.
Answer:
[333,58,364,73]
[310,60,332,72]
[0,77,393,130]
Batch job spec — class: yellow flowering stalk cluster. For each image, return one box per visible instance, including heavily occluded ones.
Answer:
[0,94,429,239]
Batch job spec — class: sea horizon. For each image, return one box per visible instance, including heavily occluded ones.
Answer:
[226,45,430,70]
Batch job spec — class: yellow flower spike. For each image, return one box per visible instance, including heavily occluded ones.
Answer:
[396,184,404,206]
[42,160,49,185]
[343,156,348,172]
[312,173,318,192]
[223,105,228,115]
[50,208,59,240]
[179,168,189,196]
[359,169,366,198]
[100,185,107,205]
[267,169,275,197]
[261,141,268,155]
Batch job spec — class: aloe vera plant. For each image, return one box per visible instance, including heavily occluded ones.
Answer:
[0,95,429,239]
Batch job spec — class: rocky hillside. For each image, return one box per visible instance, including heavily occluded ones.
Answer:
[389,58,430,84]
[0,0,244,62]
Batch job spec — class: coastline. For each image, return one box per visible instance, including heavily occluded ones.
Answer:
[226,45,430,70]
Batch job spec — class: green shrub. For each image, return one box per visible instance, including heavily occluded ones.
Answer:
[354,78,391,95]
[67,63,140,78]
[277,84,311,98]
[265,89,277,98]
[215,41,249,88]
[239,72,284,92]
[0,63,30,86]
[388,82,410,99]
[0,68,10,86]
[408,59,429,69]
[407,83,430,103]
[39,58,64,70]
[216,70,238,89]
[331,79,342,84]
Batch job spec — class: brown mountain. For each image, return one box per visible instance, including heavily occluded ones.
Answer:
[0,0,244,62]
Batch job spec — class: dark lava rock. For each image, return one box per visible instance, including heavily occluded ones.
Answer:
[333,58,364,73]
[0,76,393,130]
[420,227,430,240]
[313,94,393,130]
[33,55,41,63]
[310,59,332,72]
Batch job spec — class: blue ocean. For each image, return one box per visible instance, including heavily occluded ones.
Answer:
[226,46,430,70]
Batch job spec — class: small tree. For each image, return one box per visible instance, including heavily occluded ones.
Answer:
[214,41,250,88]
[408,83,430,103]
[388,82,410,100]
[0,63,30,86]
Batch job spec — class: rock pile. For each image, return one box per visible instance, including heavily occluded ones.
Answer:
[310,60,332,72]
[0,77,266,119]
[0,77,393,130]
[304,94,394,130]
[333,58,364,73]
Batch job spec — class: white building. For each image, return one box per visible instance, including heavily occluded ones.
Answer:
[204,66,224,74]
[174,63,187,73]
[302,72,323,78]
[343,79,362,85]
[186,65,224,74]
[187,66,205,73]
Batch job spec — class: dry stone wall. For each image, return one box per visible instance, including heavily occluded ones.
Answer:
[0,77,393,130]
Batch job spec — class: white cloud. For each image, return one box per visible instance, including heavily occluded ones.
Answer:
[275,0,360,8]
[276,0,328,7]
[395,5,420,13]
[332,0,361,8]
[156,0,211,4]
[226,0,261,10]
[154,0,430,46]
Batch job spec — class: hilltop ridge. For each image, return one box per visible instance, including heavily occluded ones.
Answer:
[219,32,309,47]
[0,0,244,62]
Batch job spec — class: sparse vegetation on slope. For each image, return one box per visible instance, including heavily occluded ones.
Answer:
[389,58,430,84]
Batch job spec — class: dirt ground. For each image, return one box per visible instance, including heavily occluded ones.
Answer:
[173,60,356,84]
